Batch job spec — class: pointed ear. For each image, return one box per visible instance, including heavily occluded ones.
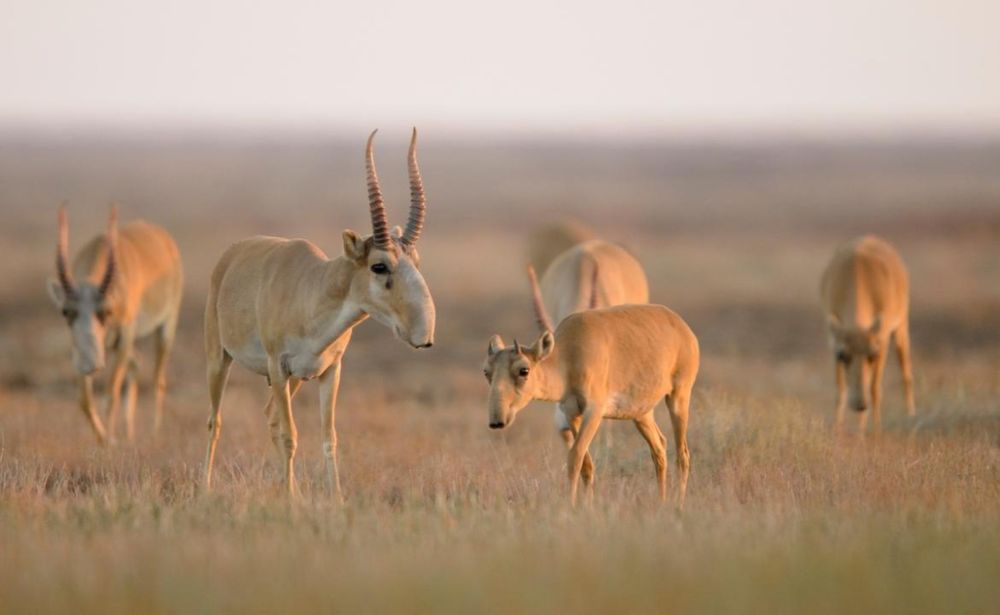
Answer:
[47,277,66,307]
[531,330,555,361]
[342,230,367,263]
[488,335,505,357]
[869,315,882,335]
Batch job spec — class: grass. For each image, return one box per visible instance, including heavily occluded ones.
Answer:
[1,137,999,613]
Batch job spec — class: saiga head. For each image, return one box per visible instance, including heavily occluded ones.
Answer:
[343,129,435,349]
[46,205,118,375]
[828,315,883,411]
[482,331,555,429]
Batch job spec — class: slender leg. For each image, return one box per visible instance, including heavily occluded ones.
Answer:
[556,406,596,493]
[103,326,135,445]
[266,379,303,462]
[568,406,603,507]
[269,360,298,496]
[122,357,140,443]
[152,319,177,435]
[202,352,232,491]
[318,360,345,501]
[870,349,889,434]
[634,412,668,502]
[894,324,916,416]
[565,414,596,496]
[665,388,691,511]
[834,360,848,433]
[78,375,108,445]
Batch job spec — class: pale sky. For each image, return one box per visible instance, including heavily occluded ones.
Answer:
[3,0,1000,135]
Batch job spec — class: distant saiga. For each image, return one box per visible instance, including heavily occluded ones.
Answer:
[821,235,916,433]
[48,205,183,444]
[203,129,436,497]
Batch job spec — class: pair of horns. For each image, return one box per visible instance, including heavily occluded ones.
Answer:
[57,204,117,297]
[366,128,426,251]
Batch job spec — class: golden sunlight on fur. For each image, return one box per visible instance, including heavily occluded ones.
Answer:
[484,298,700,508]
[202,129,436,496]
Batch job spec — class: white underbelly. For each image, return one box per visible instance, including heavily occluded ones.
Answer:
[226,337,270,375]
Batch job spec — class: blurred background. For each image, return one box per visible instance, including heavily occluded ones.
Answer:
[3,3,1000,612]
[1,0,998,448]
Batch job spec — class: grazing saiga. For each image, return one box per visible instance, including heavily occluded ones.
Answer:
[47,205,183,444]
[203,129,436,496]
[821,235,915,433]
[483,280,699,507]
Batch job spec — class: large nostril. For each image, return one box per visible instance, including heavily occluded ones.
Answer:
[420,342,433,349]
[489,421,505,429]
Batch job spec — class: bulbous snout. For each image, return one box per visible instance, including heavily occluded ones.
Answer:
[72,349,104,375]
[403,297,435,349]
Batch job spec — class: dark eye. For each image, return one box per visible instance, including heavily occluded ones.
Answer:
[836,350,850,364]
[61,307,77,321]
[370,263,390,275]
[95,308,110,324]
[518,367,530,378]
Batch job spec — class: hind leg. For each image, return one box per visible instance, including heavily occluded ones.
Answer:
[634,411,668,502]
[152,317,177,436]
[202,351,232,491]
[665,387,692,510]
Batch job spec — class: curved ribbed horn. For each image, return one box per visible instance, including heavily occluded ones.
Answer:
[365,130,391,250]
[527,265,554,333]
[98,205,118,296]
[56,203,76,297]
[400,127,426,249]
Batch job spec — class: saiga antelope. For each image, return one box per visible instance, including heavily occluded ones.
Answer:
[203,129,436,497]
[820,235,915,433]
[47,205,183,444]
[483,282,699,508]
[528,238,649,477]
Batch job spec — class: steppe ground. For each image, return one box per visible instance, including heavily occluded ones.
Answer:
[1,134,999,614]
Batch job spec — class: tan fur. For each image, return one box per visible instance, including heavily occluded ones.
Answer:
[539,239,649,323]
[484,304,699,508]
[527,219,596,275]
[48,213,183,444]
[820,235,915,434]
[202,130,436,497]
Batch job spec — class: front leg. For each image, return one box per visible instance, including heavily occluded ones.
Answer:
[834,359,847,433]
[268,358,299,496]
[78,375,108,445]
[318,360,344,502]
[104,325,135,444]
[563,412,596,496]
[568,405,604,507]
